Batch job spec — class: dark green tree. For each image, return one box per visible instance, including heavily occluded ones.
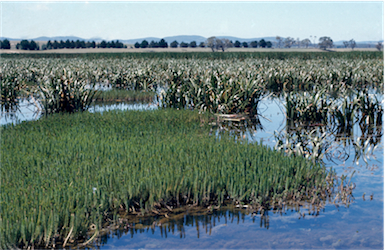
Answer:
[198,42,205,48]
[75,40,81,48]
[19,40,30,50]
[30,40,39,50]
[99,40,107,48]
[180,42,188,48]
[140,40,149,48]
[52,40,59,49]
[189,41,197,48]
[250,41,258,48]
[234,40,241,48]
[46,40,53,49]
[242,42,248,48]
[134,42,140,48]
[149,40,159,48]
[159,39,168,48]
[70,40,75,48]
[0,39,11,49]
[170,40,179,48]
[259,39,267,48]
[59,40,65,49]
[266,41,272,48]
[115,40,124,48]
[65,39,71,48]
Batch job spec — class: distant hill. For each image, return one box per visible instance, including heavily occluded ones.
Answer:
[121,37,167,44]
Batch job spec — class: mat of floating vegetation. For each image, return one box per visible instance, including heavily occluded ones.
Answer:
[0,109,353,249]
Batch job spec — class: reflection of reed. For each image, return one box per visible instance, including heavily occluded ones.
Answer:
[214,114,264,139]
[279,88,383,165]
[94,173,355,247]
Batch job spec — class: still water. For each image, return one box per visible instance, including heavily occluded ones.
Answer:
[1,98,383,249]
[99,98,384,249]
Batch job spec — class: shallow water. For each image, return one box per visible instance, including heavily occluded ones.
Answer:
[0,99,157,125]
[1,97,383,249]
[94,97,383,249]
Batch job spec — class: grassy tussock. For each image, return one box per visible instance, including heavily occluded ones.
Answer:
[1,109,331,249]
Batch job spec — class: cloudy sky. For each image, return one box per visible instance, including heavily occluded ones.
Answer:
[1,1,383,42]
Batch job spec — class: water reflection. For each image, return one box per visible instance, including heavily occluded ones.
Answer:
[273,116,383,166]
[94,204,333,247]
[0,99,158,125]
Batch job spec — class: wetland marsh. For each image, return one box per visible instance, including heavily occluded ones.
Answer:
[0,52,383,249]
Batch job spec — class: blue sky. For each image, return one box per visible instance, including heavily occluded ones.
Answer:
[1,1,383,42]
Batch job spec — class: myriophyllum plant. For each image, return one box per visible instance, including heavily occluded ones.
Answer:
[38,68,98,114]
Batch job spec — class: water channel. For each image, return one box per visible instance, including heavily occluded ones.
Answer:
[1,96,383,249]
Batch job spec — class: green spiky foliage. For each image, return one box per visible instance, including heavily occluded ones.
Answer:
[1,109,331,249]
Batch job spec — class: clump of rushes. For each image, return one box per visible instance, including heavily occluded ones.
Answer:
[0,64,25,113]
[284,88,330,127]
[159,70,266,116]
[1,56,383,107]
[1,109,343,249]
[38,68,98,114]
[93,89,155,103]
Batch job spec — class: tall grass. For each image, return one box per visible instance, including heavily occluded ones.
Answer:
[0,62,25,113]
[1,109,336,249]
[37,68,97,114]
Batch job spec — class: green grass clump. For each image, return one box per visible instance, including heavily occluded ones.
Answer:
[1,109,329,248]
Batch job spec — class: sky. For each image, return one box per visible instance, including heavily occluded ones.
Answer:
[1,1,383,42]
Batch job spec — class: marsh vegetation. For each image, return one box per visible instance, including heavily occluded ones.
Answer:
[0,51,383,249]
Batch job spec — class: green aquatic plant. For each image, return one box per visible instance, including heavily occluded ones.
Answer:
[284,88,330,126]
[37,68,98,114]
[1,109,334,249]
[0,62,26,113]
[1,55,383,115]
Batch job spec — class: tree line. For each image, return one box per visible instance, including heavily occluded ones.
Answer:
[273,36,383,51]
[134,37,273,51]
[13,39,127,50]
[43,40,127,50]
[7,37,383,52]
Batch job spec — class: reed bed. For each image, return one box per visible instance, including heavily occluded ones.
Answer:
[2,56,382,116]
[1,109,339,249]
[283,88,383,130]
[37,68,97,114]
[276,86,383,164]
